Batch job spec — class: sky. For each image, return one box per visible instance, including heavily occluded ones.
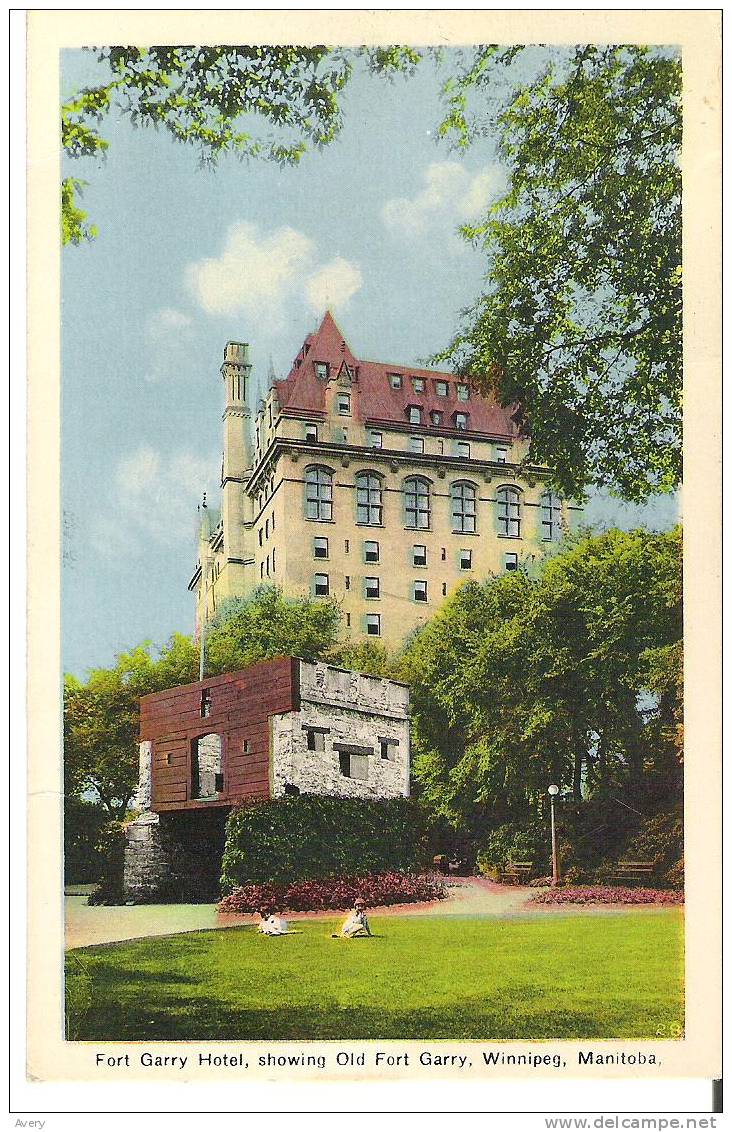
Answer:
[61,49,678,678]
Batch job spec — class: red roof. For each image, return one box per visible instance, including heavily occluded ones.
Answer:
[275,312,520,439]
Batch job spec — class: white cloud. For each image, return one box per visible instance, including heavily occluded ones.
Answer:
[382,161,508,237]
[113,446,216,547]
[305,257,363,313]
[185,222,314,318]
[458,166,509,220]
[144,307,194,383]
[147,307,192,339]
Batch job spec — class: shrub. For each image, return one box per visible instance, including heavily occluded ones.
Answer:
[621,811,683,877]
[664,858,684,890]
[530,885,684,906]
[219,871,447,913]
[220,795,429,892]
[87,821,126,905]
[476,820,551,879]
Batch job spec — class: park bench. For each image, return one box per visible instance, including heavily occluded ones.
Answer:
[502,860,534,885]
[610,860,656,885]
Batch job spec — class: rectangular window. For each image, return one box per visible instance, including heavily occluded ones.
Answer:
[441,547,447,561]
[366,614,381,636]
[412,544,427,567]
[495,446,508,464]
[200,690,212,719]
[368,431,383,448]
[315,362,329,380]
[271,512,275,531]
[455,413,468,430]
[346,612,351,627]
[266,554,270,577]
[365,576,380,599]
[460,549,472,570]
[305,423,319,442]
[337,393,351,415]
[431,410,443,426]
[436,439,444,455]
[260,561,264,578]
[457,384,470,401]
[409,436,425,453]
[456,441,471,459]
[258,529,263,546]
[314,573,329,596]
[242,739,251,755]
[345,576,351,590]
[408,406,422,425]
[214,772,225,794]
[504,552,519,572]
[380,738,399,760]
[338,750,369,781]
[364,540,379,564]
[314,536,329,559]
[414,579,428,603]
[435,381,448,397]
[271,548,276,573]
[389,373,403,390]
[265,518,269,538]
[305,727,327,752]
[442,581,447,596]
[412,377,425,393]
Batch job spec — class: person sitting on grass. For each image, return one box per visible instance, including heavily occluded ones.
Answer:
[258,908,294,936]
[332,899,372,939]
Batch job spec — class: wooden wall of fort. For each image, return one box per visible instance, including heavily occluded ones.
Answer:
[139,656,300,811]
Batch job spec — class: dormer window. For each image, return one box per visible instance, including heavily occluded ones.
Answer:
[389,373,403,390]
[435,381,449,397]
[454,412,469,430]
[315,362,329,380]
[431,410,443,426]
[457,384,470,402]
[412,377,425,394]
[408,406,422,425]
[337,393,351,415]
[305,423,318,442]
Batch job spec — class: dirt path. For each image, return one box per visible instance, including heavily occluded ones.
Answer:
[65,877,664,950]
[65,877,529,949]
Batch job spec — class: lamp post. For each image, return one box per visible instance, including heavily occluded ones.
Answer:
[548,784,560,887]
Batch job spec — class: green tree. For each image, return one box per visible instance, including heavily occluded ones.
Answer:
[404,527,682,840]
[61,45,420,243]
[204,585,342,675]
[64,632,199,817]
[438,46,681,502]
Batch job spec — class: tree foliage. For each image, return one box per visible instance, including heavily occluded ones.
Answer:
[438,45,682,502]
[61,44,420,243]
[403,527,682,840]
[64,632,199,817]
[205,585,341,675]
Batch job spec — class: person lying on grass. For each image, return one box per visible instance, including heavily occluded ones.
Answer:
[332,899,372,939]
[257,908,300,936]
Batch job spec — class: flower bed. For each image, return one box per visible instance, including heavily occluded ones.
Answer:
[218,871,447,914]
[530,885,684,906]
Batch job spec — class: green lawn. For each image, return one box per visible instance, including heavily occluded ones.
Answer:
[66,911,684,1041]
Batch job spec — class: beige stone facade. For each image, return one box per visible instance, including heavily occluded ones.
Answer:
[189,314,580,647]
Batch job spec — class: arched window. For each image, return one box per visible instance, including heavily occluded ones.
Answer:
[497,486,521,537]
[451,481,477,533]
[540,492,563,541]
[355,472,383,526]
[404,477,431,530]
[305,466,333,521]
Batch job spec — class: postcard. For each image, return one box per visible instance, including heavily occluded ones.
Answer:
[23,8,721,1107]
